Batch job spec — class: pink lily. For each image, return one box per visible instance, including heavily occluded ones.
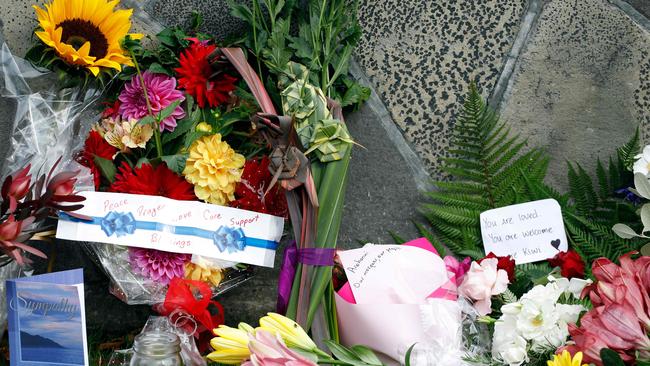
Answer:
[242,330,316,366]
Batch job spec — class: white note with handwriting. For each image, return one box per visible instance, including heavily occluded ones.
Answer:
[338,244,448,304]
[480,199,568,264]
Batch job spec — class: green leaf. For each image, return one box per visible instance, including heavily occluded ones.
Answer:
[93,156,116,183]
[340,79,371,108]
[158,100,182,121]
[600,348,625,366]
[136,158,150,168]
[148,62,171,75]
[612,223,639,239]
[138,115,156,127]
[190,11,203,30]
[161,154,188,175]
[156,28,177,48]
[404,343,417,366]
[228,1,254,24]
[350,345,383,365]
[162,108,200,144]
[325,341,361,364]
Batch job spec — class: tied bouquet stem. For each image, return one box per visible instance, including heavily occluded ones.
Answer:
[228,0,366,338]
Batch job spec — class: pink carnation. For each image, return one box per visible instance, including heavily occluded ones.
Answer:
[128,247,190,285]
[118,71,185,132]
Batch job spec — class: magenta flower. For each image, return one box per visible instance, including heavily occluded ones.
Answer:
[118,71,185,132]
[128,247,190,285]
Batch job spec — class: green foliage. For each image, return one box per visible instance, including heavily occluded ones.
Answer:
[323,340,384,365]
[601,348,626,366]
[420,83,548,259]
[228,0,370,109]
[421,84,644,272]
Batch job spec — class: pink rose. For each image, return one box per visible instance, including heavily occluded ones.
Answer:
[458,258,509,315]
[242,330,317,366]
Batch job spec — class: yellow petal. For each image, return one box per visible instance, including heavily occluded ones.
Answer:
[87,66,100,76]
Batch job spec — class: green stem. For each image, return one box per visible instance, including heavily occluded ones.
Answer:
[129,50,163,159]
[153,128,163,158]
[318,360,350,365]
[251,0,264,78]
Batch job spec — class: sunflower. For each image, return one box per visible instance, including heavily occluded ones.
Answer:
[33,0,142,76]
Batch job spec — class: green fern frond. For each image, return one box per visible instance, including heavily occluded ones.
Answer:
[501,288,518,303]
[421,84,546,257]
[596,159,610,200]
[420,83,641,266]
[617,127,640,170]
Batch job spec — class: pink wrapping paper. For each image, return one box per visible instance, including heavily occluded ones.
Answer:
[335,238,462,364]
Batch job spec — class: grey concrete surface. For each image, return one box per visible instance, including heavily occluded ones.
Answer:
[354,0,529,179]
[623,0,650,18]
[498,0,650,188]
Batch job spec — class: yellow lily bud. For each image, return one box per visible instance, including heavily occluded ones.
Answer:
[257,312,317,351]
[196,122,213,133]
[207,324,252,364]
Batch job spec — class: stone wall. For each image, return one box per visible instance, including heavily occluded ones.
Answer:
[353,0,650,188]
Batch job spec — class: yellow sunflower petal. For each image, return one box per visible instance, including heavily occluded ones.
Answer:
[34,31,54,47]
[33,0,136,76]
[87,66,100,76]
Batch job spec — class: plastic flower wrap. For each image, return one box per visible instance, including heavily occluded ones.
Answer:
[53,18,289,305]
[0,36,89,329]
[333,238,468,365]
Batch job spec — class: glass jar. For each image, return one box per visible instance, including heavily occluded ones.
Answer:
[130,331,183,366]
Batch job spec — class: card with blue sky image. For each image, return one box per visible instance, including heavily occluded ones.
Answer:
[6,269,88,366]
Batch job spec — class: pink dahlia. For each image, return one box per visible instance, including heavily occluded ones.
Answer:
[128,247,190,285]
[118,71,185,132]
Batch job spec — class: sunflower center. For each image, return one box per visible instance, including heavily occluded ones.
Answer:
[57,19,108,58]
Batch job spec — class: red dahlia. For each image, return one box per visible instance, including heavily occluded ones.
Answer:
[175,41,237,108]
[230,157,288,217]
[76,130,118,190]
[110,162,196,201]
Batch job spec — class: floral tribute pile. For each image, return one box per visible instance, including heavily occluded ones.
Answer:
[18,0,650,365]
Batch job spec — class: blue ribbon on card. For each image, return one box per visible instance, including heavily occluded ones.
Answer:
[60,211,277,253]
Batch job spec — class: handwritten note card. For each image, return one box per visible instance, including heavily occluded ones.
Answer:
[480,199,568,264]
[56,192,284,268]
[338,244,448,304]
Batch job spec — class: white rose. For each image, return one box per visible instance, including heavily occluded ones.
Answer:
[493,334,528,366]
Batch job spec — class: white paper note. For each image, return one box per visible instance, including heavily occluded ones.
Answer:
[338,244,448,304]
[56,191,284,267]
[480,198,568,264]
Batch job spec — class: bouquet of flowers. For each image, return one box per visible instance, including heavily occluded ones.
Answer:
[48,17,294,304]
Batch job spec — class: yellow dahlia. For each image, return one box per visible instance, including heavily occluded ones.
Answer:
[184,262,223,286]
[33,0,142,76]
[183,134,245,205]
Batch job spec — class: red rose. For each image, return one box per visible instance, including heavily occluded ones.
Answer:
[479,252,516,283]
[548,250,585,279]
